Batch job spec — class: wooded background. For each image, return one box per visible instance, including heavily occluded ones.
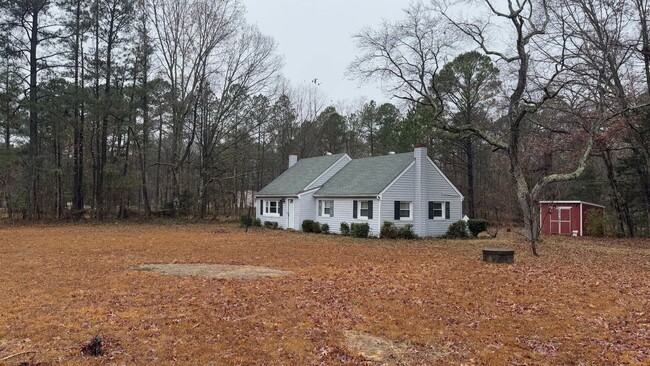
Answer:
[0,0,648,238]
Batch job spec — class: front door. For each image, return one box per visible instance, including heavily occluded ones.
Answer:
[287,199,295,229]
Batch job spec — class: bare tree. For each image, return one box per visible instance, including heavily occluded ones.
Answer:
[149,0,242,203]
[349,1,595,255]
[196,24,281,218]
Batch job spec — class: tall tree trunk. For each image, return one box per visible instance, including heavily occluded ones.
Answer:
[139,67,151,216]
[27,9,40,220]
[465,138,475,218]
[54,127,63,219]
[72,0,85,218]
[156,114,163,206]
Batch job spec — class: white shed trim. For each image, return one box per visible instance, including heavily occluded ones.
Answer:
[539,200,605,208]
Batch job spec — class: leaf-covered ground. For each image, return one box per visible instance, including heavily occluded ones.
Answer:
[0,224,648,365]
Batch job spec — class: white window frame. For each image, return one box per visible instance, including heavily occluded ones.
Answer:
[320,200,333,217]
[264,200,280,217]
[432,202,444,220]
[399,201,413,221]
[358,201,369,219]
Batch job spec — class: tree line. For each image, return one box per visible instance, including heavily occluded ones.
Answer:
[0,0,649,246]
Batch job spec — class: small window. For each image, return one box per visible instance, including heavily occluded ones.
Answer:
[359,201,369,218]
[265,200,279,216]
[399,202,412,220]
[432,202,444,219]
[320,200,333,217]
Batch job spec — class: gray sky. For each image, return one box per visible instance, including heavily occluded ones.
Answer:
[241,0,408,105]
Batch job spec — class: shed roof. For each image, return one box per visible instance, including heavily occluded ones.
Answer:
[539,201,605,208]
[314,153,414,197]
[257,153,346,197]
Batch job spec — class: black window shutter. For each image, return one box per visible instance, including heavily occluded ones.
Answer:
[353,200,358,218]
[428,201,434,219]
[260,200,264,216]
[330,201,334,217]
[394,201,401,220]
[445,202,450,219]
[318,200,322,216]
[368,200,373,219]
[279,200,284,216]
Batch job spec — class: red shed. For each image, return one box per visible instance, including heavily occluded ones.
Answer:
[539,201,605,236]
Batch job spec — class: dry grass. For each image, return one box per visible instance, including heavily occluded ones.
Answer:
[0,223,649,365]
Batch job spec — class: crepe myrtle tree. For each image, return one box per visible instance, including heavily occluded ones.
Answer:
[349,1,595,255]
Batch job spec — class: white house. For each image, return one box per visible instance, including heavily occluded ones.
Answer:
[255,145,464,237]
[255,152,352,229]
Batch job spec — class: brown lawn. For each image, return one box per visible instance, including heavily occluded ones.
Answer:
[0,223,648,365]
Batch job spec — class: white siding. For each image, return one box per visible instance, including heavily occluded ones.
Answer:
[423,158,463,237]
[296,192,317,229]
[315,198,381,236]
[380,164,417,229]
[255,198,288,229]
[305,156,352,190]
[378,158,463,237]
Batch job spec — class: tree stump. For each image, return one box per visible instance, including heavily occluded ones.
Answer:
[482,248,514,263]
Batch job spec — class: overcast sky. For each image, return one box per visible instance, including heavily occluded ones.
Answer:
[241,0,408,105]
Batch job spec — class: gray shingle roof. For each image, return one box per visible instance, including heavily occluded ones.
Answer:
[257,153,346,196]
[314,153,414,197]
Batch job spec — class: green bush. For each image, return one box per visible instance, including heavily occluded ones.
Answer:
[252,218,262,227]
[264,221,278,229]
[467,219,489,237]
[350,222,370,238]
[585,209,604,237]
[399,224,418,239]
[302,220,316,232]
[380,221,400,239]
[321,223,330,234]
[340,222,350,236]
[445,220,468,238]
[240,214,253,227]
[272,221,279,229]
[313,222,322,233]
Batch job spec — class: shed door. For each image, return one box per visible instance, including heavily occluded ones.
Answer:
[550,207,572,235]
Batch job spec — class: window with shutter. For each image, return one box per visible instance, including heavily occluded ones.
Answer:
[431,202,444,220]
[263,200,280,217]
[398,202,412,220]
[359,201,369,219]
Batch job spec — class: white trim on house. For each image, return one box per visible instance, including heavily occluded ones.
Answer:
[318,199,333,217]
[297,187,319,198]
[426,156,465,200]
[264,200,280,217]
[431,201,445,220]
[358,201,370,220]
[378,161,416,199]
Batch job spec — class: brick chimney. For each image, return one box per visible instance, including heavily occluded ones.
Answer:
[288,153,298,168]
[414,144,427,236]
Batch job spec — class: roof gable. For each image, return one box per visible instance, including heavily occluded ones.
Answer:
[257,153,347,196]
[314,153,414,197]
